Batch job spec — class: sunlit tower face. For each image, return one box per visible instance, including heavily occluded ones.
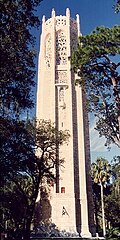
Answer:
[36,8,95,237]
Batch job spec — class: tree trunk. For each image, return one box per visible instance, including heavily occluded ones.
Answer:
[111,76,120,142]
[94,195,99,235]
[100,182,106,237]
[23,181,40,240]
[24,218,31,240]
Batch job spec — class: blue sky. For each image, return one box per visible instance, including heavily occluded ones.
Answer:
[34,0,120,53]
[36,0,119,34]
[33,0,120,162]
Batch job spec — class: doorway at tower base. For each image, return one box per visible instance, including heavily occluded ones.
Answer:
[50,192,92,238]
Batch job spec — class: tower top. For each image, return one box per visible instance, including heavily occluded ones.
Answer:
[66,8,70,17]
[51,8,55,17]
[42,15,45,23]
[41,8,80,37]
[42,8,80,22]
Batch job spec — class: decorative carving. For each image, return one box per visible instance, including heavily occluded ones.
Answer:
[70,19,78,53]
[70,31,78,53]
[55,70,67,84]
[56,17,66,26]
[45,34,52,68]
[59,87,64,102]
[56,31,67,65]
[70,18,77,32]
[62,206,69,216]
[45,18,52,26]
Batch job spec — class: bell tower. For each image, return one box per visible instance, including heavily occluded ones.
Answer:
[36,8,95,237]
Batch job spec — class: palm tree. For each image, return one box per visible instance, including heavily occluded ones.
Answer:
[91,157,111,237]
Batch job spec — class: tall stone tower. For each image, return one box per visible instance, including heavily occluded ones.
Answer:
[36,8,95,238]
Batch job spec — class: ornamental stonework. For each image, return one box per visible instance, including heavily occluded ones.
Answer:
[70,18,77,32]
[45,19,52,26]
[55,70,67,84]
[59,87,64,102]
[70,32,78,53]
[56,31,67,65]
[70,18,78,53]
[56,17,66,26]
[45,34,52,68]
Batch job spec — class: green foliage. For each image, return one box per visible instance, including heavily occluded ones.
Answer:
[0,179,30,231]
[0,0,42,116]
[91,157,111,185]
[30,222,79,238]
[104,191,120,229]
[106,227,120,239]
[104,156,120,229]
[72,26,120,147]
[91,158,112,236]
[114,0,120,13]
[91,157,120,236]
[0,118,69,239]
[112,156,120,186]
[34,186,52,226]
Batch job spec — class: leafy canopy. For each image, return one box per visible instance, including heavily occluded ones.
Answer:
[91,157,111,185]
[0,118,70,238]
[114,0,120,13]
[91,156,120,232]
[0,0,42,116]
[72,26,120,147]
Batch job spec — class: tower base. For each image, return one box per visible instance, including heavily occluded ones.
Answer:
[81,227,92,238]
[51,193,77,233]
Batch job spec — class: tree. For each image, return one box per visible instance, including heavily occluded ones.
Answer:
[0,118,69,240]
[91,156,120,236]
[0,0,42,117]
[91,158,112,237]
[112,155,120,195]
[72,26,120,147]
[0,179,29,236]
[104,156,120,229]
[114,0,120,13]
[104,190,120,229]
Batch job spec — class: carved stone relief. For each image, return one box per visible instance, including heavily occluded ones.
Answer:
[45,34,52,68]
[70,31,78,53]
[45,19,52,26]
[56,17,66,26]
[59,87,64,102]
[70,19,78,53]
[56,31,67,65]
[55,70,67,84]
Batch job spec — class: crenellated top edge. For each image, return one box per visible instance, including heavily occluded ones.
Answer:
[51,8,55,17]
[42,8,80,27]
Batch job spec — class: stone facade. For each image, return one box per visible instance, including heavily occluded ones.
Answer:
[36,8,95,237]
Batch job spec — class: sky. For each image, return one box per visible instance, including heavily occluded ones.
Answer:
[33,0,120,162]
